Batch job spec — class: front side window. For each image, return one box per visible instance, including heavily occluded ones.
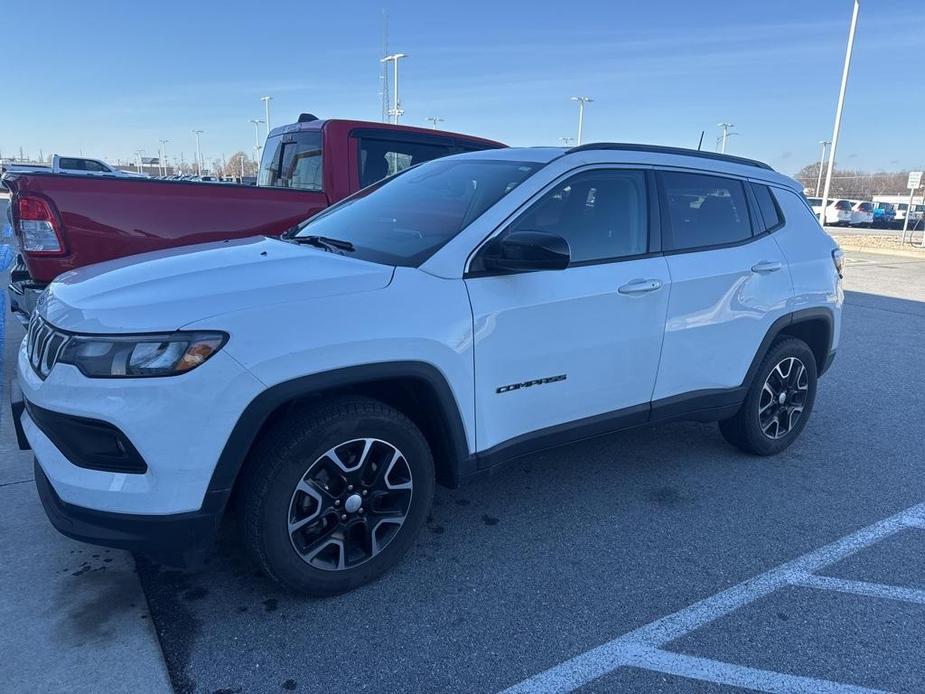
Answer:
[83,160,107,172]
[358,137,453,188]
[505,169,649,263]
[294,158,541,267]
[752,184,783,232]
[661,171,752,251]
[258,131,323,190]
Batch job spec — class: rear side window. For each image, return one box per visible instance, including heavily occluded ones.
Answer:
[752,184,784,232]
[258,131,323,191]
[58,158,83,171]
[660,171,752,251]
[358,137,453,188]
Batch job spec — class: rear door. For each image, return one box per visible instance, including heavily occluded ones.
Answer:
[652,170,792,406]
[466,167,670,454]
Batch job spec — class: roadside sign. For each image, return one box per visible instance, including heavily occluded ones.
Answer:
[908,171,922,189]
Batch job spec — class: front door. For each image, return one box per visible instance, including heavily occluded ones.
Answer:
[465,168,670,455]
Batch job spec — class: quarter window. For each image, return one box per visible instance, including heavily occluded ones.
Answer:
[506,169,649,263]
[661,171,752,251]
[752,184,783,232]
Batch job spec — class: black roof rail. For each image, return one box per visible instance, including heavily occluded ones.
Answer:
[565,142,773,171]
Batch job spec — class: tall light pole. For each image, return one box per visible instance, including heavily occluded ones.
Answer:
[261,96,272,136]
[158,139,169,176]
[815,140,831,196]
[192,130,204,176]
[717,122,735,154]
[819,0,860,226]
[250,119,265,165]
[134,149,145,174]
[571,96,592,145]
[426,116,444,130]
[380,53,407,124]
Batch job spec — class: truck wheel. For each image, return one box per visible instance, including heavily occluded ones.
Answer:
[241,396,434,595]
[719,338,818,456]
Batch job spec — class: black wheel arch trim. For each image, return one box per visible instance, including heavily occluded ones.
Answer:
[742,307,835,384]
[205,361,472,510]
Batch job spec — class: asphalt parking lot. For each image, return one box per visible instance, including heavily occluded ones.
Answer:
[3,227,925,692]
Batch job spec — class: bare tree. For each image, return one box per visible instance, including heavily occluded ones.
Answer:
[794,163,921,199]
[224,151,258,179]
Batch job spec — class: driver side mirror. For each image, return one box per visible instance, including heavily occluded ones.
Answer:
[481,231,571,273]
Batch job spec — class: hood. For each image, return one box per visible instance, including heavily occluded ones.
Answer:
[39,236,394,333]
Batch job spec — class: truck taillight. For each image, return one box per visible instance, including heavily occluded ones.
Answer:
[16,195,63,254]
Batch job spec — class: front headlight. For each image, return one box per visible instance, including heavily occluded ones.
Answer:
[58,331,227,378]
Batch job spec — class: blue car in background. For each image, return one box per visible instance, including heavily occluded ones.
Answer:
[873,202,896,228]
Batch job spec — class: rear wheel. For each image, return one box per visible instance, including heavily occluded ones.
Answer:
[719,338,817,456]
[241,396,434,595]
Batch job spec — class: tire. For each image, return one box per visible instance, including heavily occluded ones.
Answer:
[240,396,435,595]
[719,338,818,456]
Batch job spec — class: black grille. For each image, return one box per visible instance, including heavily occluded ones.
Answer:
[26,315,69,379]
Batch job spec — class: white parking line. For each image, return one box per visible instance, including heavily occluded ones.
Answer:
[626,646,887,694]
[501,502,925,693]
[793,574,925,606]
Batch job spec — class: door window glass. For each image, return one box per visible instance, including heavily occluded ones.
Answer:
[661,171,752,250]
[258,131,323,190]
[358,137,452,188]
[507,169,649,263]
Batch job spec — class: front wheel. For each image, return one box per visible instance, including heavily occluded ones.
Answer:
[719,338,818,456]
[241,396,435,595]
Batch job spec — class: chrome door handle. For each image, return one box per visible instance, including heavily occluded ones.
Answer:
[751,261,782,273]
[618,279,662,295]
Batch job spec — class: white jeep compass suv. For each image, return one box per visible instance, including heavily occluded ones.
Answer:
[12,144,844,594]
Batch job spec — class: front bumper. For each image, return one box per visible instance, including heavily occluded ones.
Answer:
[12,382,224,566]
[17,339,264,516]
[33,460,223,568]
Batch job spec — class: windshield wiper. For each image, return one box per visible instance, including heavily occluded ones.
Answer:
[289,235,355,253]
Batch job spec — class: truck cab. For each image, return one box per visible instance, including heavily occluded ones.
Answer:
[4,117,504,323]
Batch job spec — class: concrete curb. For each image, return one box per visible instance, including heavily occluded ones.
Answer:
[834,243,925,260]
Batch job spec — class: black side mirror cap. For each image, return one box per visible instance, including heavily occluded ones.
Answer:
[482,231,571,273]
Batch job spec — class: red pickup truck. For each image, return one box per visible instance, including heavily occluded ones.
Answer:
[4,116,503,321]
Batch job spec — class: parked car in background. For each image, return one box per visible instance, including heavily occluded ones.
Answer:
[891,202,923,228]
[12,143,843,595]
[49,154,144,178]
[848,200,873,227]
[824,199,853,226]
[3,117,505,322]
[872,202,896,228]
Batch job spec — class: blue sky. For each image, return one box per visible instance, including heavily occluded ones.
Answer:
[2,0,922,174]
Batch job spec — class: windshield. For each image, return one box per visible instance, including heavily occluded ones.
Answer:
[834,200,851,210]
[294,158,541,267]
[258,131,323,190]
